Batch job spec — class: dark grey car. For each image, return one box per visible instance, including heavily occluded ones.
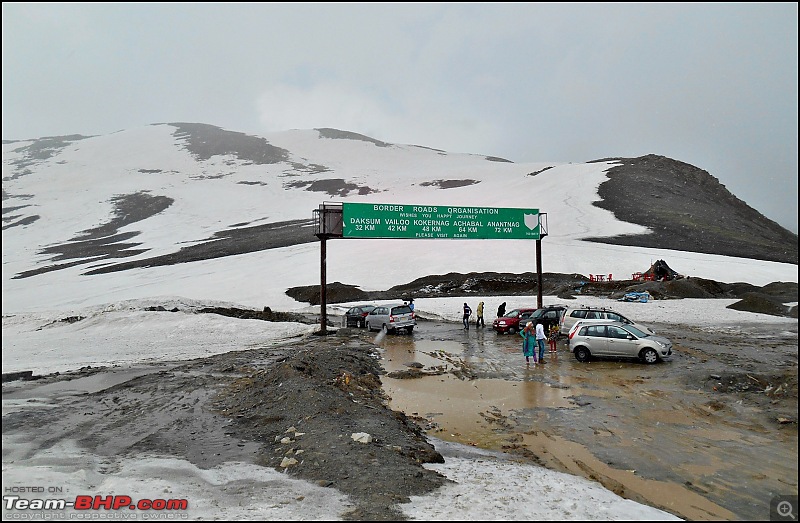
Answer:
[342,305,376,328]
[365,303,416,333]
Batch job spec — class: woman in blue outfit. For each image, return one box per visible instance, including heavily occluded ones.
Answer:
[520,321,537,365]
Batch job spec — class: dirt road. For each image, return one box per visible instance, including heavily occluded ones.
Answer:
[2,316,797,521]
[379,318,798,520]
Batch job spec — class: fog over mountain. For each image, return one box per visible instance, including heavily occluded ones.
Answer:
[2,122,797,314]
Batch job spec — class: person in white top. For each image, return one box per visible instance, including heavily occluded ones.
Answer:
[535,322,547,364]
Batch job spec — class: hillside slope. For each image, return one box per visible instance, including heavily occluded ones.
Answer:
[2,124,796,300]
[587,155,797,264]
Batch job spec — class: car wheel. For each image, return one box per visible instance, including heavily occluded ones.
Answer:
[366,322,372,332]
[508,326,516,335]
[358,319,363,328]
[382,324,388,334]
[406,326,414,333]
[574,346,591,362]
[640,348,659,364]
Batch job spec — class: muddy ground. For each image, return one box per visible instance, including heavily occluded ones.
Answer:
[3,318,797,520]
[2,331,449,521]
[2,274,798,520]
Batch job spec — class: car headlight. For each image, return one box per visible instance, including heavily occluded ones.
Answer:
[655,340,666,348]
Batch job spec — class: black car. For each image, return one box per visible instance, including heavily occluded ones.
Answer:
[529,305,567,333]
[342,305,377,328]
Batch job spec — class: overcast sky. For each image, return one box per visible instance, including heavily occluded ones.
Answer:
[2,3,798,232]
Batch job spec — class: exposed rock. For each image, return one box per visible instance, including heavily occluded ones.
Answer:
[351,432,373,444]
[727,293,795,317]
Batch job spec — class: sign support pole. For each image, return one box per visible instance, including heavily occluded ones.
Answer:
[320,237,327,334]
[536,238,543,309]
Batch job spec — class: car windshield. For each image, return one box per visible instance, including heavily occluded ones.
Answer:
[531,309,544,319]
[362,306,376,313]
[624,325,650,338]
[506,310,521,318]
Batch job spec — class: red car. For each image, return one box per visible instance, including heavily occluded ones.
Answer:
[492,308,537,334]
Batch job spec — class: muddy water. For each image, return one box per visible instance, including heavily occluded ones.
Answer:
[381,335,575,446]
[375,320,798,521]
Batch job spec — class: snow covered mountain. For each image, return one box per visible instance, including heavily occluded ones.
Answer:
[3,122,797,314]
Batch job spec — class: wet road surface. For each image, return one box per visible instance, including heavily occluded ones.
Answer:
[372,318,798,521]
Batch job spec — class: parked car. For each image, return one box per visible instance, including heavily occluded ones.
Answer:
[568,321,672,364]
[566,315,656,340]
[342,304,377,328]
[560,305,655,335]
[365,303,416,333]
[492,307,537,334]
[529,304,568,333]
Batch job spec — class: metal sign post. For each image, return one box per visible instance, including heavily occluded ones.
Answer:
[536,238,543,309]
[320,236,327,333]
[313,203,343,334]
[313,202,547,334]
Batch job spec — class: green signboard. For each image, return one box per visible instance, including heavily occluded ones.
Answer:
[342,203,540,239]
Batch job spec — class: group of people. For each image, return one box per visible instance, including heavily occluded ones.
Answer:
[521,321,560,366]
[436,300,563,365]
[461,301,487,329]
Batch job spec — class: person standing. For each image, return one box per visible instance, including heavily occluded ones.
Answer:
[497,302,507,318]
[408,298,415,312]
[548,324,559,353]
[476,301,485,328]
[462,303,472,330]
[535,321,547,364]
[520,321,537,365]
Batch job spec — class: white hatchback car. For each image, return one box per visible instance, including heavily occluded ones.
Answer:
[568,321,672,364]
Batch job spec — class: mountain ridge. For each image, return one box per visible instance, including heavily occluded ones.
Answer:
[587,154,797,264]
[2,123,796,288]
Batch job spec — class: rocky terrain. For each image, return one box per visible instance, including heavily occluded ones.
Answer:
[287,271,798,319]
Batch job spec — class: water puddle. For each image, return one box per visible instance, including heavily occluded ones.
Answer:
[385,373,574,445]
[376,327,738,520]
[380,337,465,373]
[378,336,576,446]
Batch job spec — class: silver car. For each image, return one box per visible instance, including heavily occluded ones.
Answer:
[365,303,416,333]
[560,305,656,335]
[566,316,654,340]
[569,321,672,364]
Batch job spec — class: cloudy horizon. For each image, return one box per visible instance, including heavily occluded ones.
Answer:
[2,3,797,232]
